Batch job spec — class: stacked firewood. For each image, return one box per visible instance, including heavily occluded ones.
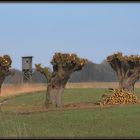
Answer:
[96,88,139,106]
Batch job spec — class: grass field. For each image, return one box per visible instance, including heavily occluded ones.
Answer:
[0,88,140,137]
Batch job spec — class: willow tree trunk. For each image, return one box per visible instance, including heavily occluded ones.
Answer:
[107,52,140,93]
[117,68,140,93]
[0,76,5,96]
[36,52,88,108]
[45,72,70,107]
[46,85,64,107]
[119,79,134,92]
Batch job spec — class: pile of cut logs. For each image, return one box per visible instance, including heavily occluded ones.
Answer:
[96,88,139,106]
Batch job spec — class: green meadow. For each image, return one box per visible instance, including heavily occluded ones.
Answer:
[0,88,140,138]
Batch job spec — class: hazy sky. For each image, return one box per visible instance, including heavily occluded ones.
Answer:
[0,3,140,70]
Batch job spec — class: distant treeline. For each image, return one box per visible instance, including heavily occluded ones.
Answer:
[4,60,118,84]
[69,60,117,82]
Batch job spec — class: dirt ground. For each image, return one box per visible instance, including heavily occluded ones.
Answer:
[13,102,139,115]
[14,102,99,115]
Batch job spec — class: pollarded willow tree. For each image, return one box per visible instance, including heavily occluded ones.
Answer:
[35,52,88,107]
[0,55,13,94]
[107,52,140,93]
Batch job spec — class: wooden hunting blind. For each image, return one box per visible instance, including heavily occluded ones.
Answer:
[22,56,33,83]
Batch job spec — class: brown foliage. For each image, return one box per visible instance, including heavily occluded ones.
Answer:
[51,52,88,71]
[0,55,13,94]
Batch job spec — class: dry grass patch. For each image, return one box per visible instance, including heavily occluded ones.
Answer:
[1,84,46,97]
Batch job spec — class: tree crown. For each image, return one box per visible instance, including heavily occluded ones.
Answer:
[107,52,140,64]
[0,54,13,79]
[0,55,12,68]
[50,52,88,71]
